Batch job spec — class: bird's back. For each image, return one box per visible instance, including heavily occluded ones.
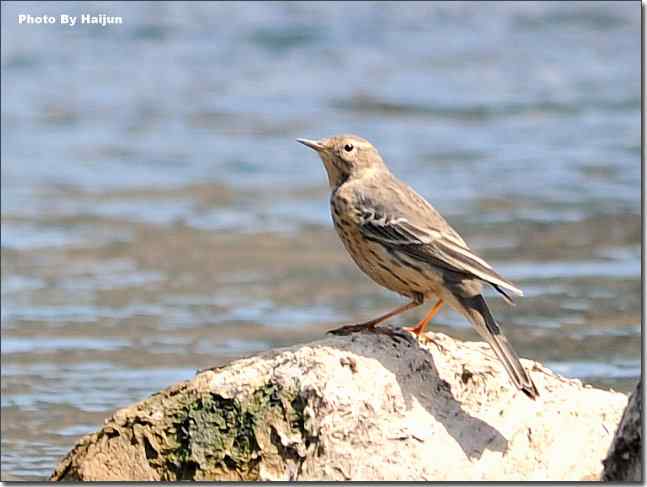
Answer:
[384,173,467,245]
[345,169,467,247]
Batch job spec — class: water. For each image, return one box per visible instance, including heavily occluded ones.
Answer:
[1,1,640,480]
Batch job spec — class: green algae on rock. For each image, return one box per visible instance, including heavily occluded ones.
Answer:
[51,377,318,481]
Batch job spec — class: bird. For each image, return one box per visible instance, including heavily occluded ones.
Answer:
[297,134,539,399]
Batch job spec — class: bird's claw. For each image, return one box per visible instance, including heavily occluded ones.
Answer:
[328,323,413,345]
[372,326,414,344]
[327,323,377,336]
[418,334,448,352]
[385,327,417,344]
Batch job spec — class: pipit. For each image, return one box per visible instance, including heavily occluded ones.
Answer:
[297,134,539,399]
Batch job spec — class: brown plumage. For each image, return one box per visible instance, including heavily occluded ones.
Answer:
[297,134,539,399]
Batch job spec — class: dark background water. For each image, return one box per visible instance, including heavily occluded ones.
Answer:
[1,1,641,480]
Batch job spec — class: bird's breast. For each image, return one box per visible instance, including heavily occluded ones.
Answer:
[329,192,442,299]
[330,193,369,261]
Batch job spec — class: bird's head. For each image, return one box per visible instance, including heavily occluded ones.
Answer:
[297,134,386,188]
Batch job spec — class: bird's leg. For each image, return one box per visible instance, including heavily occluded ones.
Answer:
[404,299,444,338]
[328,300,421,336]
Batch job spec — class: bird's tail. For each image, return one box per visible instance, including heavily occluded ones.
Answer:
[458,294,539,400]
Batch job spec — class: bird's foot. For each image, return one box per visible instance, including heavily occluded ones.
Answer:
[403,324,428,345]
[402,324,424,338]
[420,334,448,352]
[402,326,447,351]
[327,322,378,336]
[328,323,412,343]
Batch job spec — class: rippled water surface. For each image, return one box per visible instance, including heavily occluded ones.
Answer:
[1,1,641,480]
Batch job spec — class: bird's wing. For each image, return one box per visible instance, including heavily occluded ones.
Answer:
[358,203,523,298]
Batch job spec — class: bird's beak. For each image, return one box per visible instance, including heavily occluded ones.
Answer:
[296,138,325,152]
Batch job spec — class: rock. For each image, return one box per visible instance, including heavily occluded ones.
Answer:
[602,379,642,481]
[50,329,627,481]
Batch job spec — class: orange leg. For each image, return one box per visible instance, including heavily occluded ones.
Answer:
[328,300,421,336]
[404,299,444,337]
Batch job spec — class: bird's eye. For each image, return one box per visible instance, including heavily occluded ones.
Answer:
[344,144,354,152]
